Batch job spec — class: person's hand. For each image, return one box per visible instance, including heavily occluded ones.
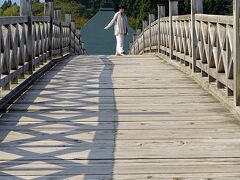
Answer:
[104,27,108,30]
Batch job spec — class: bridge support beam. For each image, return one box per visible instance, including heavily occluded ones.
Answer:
[233,0,240,106]
[169,0,178,60]
[158,5,165,54]
[191,0,203,72]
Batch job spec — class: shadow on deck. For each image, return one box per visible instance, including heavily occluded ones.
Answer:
[0,55,240,179]
[0,56,118,179]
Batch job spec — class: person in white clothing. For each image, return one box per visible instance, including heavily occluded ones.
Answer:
[104,5,128,56]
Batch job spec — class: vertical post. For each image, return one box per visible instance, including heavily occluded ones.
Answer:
[20,0,32,16]
[76,29,81,54]
[133,34,136,54]
[45,0,54,60]
[137,29,141,54]
[20,0,33,74]
[71,21,76,54]
[44,0,54,16]
[54,8,63,56]
[65,13,72,53]
[233,0,240,106]
[158,5,165,54]
[149,14,152,52]
[191,0,203,72]
[82,42,85,54]
[169,0,178,60]
[54,8,61,21]
[142,20,145,53]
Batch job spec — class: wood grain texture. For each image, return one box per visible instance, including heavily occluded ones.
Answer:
[0,55,240,179]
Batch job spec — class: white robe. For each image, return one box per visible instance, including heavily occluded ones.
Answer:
[105,12,128,54]
[105,12,128,36]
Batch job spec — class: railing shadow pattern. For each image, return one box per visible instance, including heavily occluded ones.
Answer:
[0,55,117,179]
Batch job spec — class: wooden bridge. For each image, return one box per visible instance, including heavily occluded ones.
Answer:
[0,0,240,179]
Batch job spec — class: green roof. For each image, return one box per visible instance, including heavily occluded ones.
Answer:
[81,9,134,55]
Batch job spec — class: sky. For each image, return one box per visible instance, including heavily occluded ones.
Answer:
[0,0,44,6]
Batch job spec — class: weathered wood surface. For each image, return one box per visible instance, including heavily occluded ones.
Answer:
[0,55,240,179]
[130,1,237,104]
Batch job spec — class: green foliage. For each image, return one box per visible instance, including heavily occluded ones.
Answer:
[54,0,90,27]
[111,0,233,28]
[2,5,19,16]
[32,1,44,16]
[1,0,12,11]
[204,0,232,15]
[0,0,234,28]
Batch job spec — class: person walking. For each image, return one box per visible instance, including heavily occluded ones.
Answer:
[104,5,128,56]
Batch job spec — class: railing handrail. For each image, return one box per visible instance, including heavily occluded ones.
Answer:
[195,14,233,25]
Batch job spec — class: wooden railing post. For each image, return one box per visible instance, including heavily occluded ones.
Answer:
[169,0,178,60]
[54,8,63,56]
[148,14,155,53]
[20,0,33,74]
[44,0,54,16]
[149,14,152,52]
[76,29,80,54]
[82,42,85,54]
[54,8,61,21]
[233,0,240,106]
[44,0,54,60]
[143,20,148,53]
[20,0,32,16]
[133,34,137,54]
[65,13,72,53]
[158,5,165,54]
[71,21,76,54]
[142,20,145,53]
[191,0,203,72]
[137,29,141,54]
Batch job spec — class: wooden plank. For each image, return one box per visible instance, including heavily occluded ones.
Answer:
[0,55,240,179]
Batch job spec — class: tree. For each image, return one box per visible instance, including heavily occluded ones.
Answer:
[32,0,44,16]
[2,5,19,16]
[1,0,12,11]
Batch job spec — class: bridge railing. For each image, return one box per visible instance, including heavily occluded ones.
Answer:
[129,0,240,106]
[0,0,84,105]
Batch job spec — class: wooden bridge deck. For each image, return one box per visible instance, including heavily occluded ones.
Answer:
[0,55,240,179]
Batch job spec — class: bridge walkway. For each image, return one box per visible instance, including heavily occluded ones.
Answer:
[0,55,240,179]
